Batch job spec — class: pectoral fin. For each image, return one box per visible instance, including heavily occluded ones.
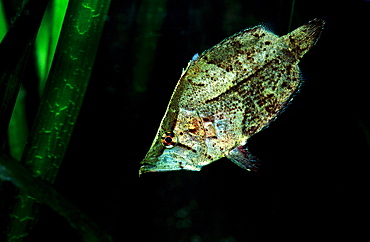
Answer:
[226,145,260,171]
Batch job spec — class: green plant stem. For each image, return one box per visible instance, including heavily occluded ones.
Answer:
[23,0,110,180]
[0,0,8,41]
[7,0,111,240]
[0,153,112,242]
[0,0,49,142]
[8,86,29,161]
[35,0,68,95]
[132,0,168,92]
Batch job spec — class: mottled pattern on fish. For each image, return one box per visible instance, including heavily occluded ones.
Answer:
[140,19,324,175]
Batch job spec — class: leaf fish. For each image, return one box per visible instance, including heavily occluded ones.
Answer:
[139,19,324,175]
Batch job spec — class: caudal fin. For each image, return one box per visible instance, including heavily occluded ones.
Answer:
[281,19,325,59]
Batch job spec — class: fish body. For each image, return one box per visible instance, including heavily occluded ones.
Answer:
[139,19,324,175]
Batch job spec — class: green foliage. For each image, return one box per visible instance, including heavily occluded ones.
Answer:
[0,0,112,241]
[0,0,7,41]
[35,0,68,95]
[8,86,28,161]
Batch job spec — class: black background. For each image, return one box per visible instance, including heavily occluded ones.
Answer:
[6,0,370,241]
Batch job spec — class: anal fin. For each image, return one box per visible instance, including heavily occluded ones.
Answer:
[226,145,260,171]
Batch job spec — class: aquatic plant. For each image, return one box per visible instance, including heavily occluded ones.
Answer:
[0,0,112,241]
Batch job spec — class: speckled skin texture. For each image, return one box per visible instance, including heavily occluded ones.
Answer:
[140,19,324,175]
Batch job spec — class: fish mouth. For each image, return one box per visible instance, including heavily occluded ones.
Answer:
[139,163,156,173]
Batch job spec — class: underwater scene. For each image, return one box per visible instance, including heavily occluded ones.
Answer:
[0,0,369,241]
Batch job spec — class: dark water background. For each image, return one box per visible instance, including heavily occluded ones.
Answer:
[5,0,369,241]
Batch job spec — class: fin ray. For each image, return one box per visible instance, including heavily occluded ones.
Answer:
[226,145,260,171]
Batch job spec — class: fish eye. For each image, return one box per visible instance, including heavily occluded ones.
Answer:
[161,131,177,148]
